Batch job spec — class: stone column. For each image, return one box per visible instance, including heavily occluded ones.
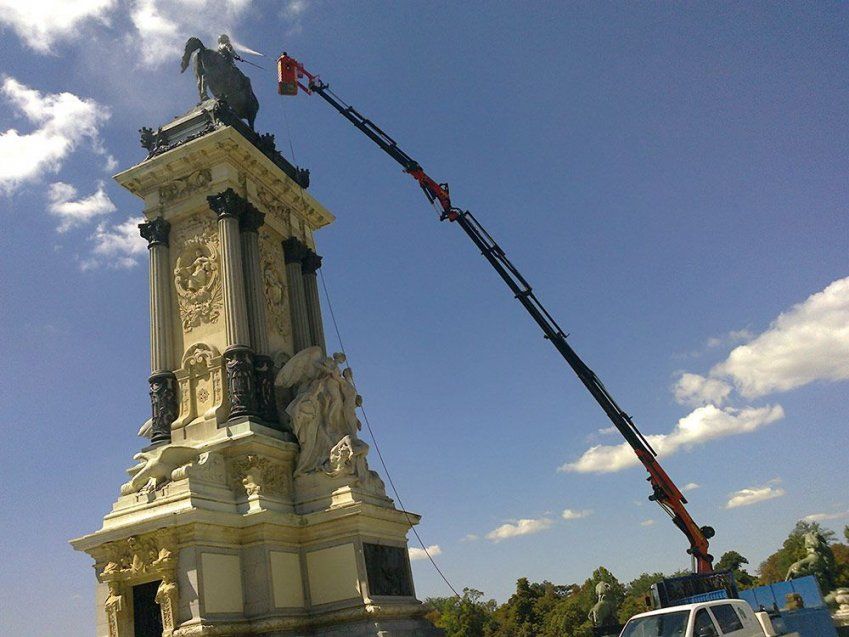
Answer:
[139,217,177,445]
[282,237,312,354]
[239,204,277,423]
[301,250,326,353]
[207,189,256,420]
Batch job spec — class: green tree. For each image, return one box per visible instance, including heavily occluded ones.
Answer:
[831,542,849,588]
[540,582,595,637]
[716,551,756,589]
[485,578,573,637]
[618,572,665,622]
[425,588,496,637]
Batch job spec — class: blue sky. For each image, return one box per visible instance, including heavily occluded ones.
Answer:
[1,2,848,634]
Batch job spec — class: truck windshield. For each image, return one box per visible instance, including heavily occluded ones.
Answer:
[621,611,691,637]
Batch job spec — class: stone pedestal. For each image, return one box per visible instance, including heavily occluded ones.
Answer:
[71,102,441,637]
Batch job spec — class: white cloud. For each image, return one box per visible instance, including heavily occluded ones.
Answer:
[281,0,309,35]
[682,482,700,492]
[706,329,753,350]
[460,534,479,542]
[283,0,308,18]
[0,76,110,192]
[0,0,115,52]
[129,0,255,68]
[725,481,785,509]
[640,519,656,527]
[561,404,784,474]
[712,277,849,398]
[485,517,553,543]
[561,508,592,520]
[803,510,849,522]
[47,181,116,231]
[408,545,441,561]
[674,373,732,407]
[82,216,147,270]
[597,426,617,435]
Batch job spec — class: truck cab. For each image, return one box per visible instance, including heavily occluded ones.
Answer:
[621,600,769,637]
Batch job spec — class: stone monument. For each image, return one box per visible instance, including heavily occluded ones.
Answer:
[71,51,440,636]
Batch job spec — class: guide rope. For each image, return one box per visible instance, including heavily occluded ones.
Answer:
[318,268,461,599]
[280,103,461,598]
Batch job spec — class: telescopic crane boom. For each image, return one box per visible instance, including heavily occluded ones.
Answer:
[277,54,716,573]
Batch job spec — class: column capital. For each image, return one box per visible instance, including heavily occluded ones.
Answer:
[282,236,309,264]
[207,188,247,221]
[138,217,171,248]
[239,202,265,233]
[301,250,323,274]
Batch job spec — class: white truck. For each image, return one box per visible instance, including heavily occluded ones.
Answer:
[620,599,798,637]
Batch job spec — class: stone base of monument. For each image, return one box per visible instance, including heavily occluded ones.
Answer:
[71,420,441,637]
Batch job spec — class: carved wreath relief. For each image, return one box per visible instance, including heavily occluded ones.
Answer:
[172,217,222,332]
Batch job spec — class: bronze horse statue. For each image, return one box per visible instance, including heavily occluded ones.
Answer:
[180,35,259,129]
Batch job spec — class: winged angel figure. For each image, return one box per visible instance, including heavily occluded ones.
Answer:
[276,347,384,491]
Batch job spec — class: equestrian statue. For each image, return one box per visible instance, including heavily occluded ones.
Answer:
[181,34,259,129]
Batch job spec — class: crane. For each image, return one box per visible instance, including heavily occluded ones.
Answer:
[277,53,716,573]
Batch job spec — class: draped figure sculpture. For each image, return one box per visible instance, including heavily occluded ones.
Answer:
[276,347,384,491]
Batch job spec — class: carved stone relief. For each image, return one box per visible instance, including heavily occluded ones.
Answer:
[174,342,224,427]
[170,451,228,485]
[159,168,212,204]
[229,454,291,499]
[104,581,123,637]
[98,531,179,637]
[255,185,292,232]
[259,228,290,339]
[172,216,222,332]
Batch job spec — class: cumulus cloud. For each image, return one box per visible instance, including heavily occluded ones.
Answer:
[640,519,656,527]
[486,518,553,543]
[460,534,479,542]
[803,510,849,522]
[0,0,115,52]
[128,0,255,68]
[725,481,785,509]
[560,404,784,474]
[561,508,592,520]
[82,216,147,270]
[674,373,732,407]
[408,545,441,561]
[712,277,849,397]
[47,181,116,231]
[0,76,110,192]
[682,482,700,492]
